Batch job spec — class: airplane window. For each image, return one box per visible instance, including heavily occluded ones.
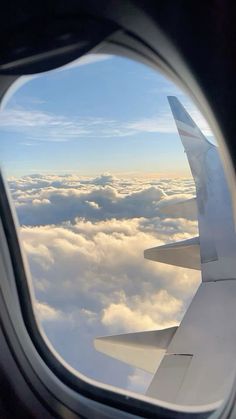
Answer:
[0,53,233,411]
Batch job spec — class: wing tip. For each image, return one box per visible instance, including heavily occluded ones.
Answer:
[167,96,196,128]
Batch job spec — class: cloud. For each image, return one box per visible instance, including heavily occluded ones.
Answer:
[24,216,199,390]
[127,112,176,134]
[102,303,159,332]
[101,289,182,333]
[35,301,62,321]
[0,108,132,141]
[9,173,201,392]
[91,173,116,186]
[0,108,151,141]
[12,175,167,225]
[127,106,213,137]
[0,96,213,143]
[0,108,91,141]
[127,369,152,394]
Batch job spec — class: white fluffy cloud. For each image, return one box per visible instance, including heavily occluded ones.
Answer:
[35,301,62,321]
[9,174,196,226]
[101,289,182,333]
[9,173,200,393]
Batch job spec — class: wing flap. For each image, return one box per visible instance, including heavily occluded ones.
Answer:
[146,354,193,401]
[145,281,236,406]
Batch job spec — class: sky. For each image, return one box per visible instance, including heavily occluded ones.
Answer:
[0,54,213,397]
[0,53,213,178]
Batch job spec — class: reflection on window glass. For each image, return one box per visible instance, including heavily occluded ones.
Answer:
[1,54,230,409]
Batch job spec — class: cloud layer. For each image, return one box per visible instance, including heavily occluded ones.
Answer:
[10,173,200,393]
[0,102,212,143]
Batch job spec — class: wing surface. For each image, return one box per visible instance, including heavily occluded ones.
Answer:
[168,96,236,281]
[144,236,200,270]
[94,97,236,407]
[95,327,177,373]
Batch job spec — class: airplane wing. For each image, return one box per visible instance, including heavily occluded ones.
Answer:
[95,327,177,374]
[94,97,236,407]
[144,236,200,270]
[167,96,236,282]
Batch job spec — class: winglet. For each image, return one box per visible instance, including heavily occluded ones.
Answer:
[167,96,212,148]
[168,96,197,129]
[168,96,236,282]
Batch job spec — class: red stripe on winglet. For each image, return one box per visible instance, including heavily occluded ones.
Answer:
[178,129,200,139]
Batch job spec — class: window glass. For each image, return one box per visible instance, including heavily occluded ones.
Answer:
[1,54,229,409]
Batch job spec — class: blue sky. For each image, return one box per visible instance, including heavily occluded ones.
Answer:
[0,54,212,177]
